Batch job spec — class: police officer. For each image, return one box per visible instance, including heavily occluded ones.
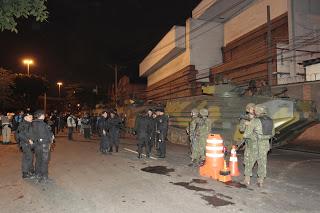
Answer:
[31,110,54,183]
[67,113,76,141]
[81,113,91,139]
[107,110,122,152]
[193,108,212,167]
[16,113,34,179]
[243,105,274,187]
[146,109,156,156]
[186,108,200,162]
[97,111,110,154]
[155,108,168,158]
[134,110,152,158]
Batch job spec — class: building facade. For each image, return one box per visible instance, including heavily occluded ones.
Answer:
[140,0,320,100]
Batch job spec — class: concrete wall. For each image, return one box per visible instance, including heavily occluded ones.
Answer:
[147,52,190,86]
[187,18,224,82]
[146,18,223,86]
[192,0,217,19]
[224,0,288,45]
[139,26,186,77]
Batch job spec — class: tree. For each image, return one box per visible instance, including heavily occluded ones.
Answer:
[0,0,48,32]
[0,68,15,111]
[12,74,48,110]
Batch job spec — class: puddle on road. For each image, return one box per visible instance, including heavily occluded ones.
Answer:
[224,181,253,191]
[201,195,234,207]
[170,182,214,192]
[191,179,208,184]
[171,180,234,207]
[141,166,175,176]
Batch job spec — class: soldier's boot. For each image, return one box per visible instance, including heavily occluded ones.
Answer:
[146,153,150,159]
[137,153,142,159]
[116,146,119,153]
[257,178,264,187]
[199,159,206,167]
[22,172,32,179]
[109,147,113,152]
[241,176,250,186]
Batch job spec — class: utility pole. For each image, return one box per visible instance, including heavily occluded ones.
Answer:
[115,64,118,108]
[267,5,273,86]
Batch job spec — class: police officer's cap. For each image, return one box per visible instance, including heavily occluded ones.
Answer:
[246,103,255,112]
[199,108,209,116]
[33,109,45,118]
[155,107,164,112]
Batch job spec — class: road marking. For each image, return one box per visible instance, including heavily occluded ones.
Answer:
[123,148,158,160]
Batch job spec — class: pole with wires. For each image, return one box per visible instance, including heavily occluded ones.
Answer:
[267,5,273,86]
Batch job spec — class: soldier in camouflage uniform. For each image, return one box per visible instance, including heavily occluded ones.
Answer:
[186,108,200,163]
[239,103,255,133]
[193,108,212,167]
[243,105,274,187]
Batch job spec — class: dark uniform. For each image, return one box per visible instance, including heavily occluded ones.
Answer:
[147,114,157,155]
[156,113,169,158]
[16,119,34,178]
[81,115,91,139]
[134,114,152,158]
[31,118,54,181]
[107,115,123,152]
[97,117,110,153]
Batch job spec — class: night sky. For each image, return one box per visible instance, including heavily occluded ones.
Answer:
[0,0,201,87]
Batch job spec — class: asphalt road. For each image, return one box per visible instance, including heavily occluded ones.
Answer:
[1,132,320,213]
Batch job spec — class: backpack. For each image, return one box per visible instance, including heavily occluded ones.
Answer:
[258,116,273,136]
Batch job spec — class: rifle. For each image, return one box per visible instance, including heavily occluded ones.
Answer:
[236,139,247,151]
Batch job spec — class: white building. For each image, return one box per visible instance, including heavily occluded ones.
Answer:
[140,0,320,100]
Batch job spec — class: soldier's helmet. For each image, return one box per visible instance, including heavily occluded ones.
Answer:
[191,108,199,116]
[199,108,209,117]
[255,105,267,116]
[246,103,256,112]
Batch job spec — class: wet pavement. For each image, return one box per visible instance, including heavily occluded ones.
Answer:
[0,132,320,213]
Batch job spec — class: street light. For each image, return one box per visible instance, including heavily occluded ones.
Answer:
[57,82,63,97]
[22,59,34,76]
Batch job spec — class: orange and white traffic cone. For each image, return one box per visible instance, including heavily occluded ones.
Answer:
[229,145,240,177]
[199,134,225,180]
[218,160,232,183]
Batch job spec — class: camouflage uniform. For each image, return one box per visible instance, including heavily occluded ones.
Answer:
[187,109,200,160]
[239,103,255,133]
[243,105,274,186]
[193,109,212,165]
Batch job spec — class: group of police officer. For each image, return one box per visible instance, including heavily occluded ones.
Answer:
[14,103,273,187]
[97,110,123,154]
[134,108,168,159]
[15,110,54,183]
